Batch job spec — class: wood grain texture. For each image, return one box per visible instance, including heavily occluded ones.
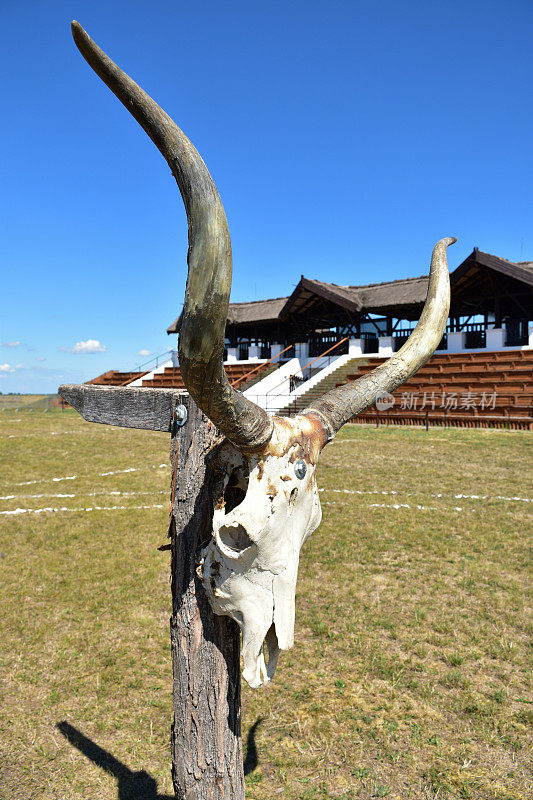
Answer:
[58,384,186,432]
[170,396,244,799]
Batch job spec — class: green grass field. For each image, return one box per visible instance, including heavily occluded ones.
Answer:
[0,407,531,799]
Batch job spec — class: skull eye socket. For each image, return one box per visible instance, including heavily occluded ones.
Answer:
[224,464,249,512]
[218,523,254,552]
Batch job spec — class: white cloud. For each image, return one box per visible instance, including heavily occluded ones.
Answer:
[0,341,21,348]
[37,357,46,362]
[61,339,107,354]
[0,363,14,373]
[137,349,152,357]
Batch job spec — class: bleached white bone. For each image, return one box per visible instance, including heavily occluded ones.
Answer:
[198,415,323,688]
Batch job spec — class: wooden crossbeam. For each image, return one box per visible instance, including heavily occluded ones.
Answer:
[59,384,186,432]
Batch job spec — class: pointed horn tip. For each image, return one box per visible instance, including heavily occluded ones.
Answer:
[441,236,458,247]
[71,20,89,47]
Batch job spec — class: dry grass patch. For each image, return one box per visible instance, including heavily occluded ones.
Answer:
[0,410,531,799]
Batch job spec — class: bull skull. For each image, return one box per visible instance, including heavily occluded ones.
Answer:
[198,415,326,687]
[72,22,454,687]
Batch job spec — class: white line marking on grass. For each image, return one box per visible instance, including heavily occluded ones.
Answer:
[320,488,398,496]
[1,504,166,516]
[15,476,78,486]
[102,490,167,497]
[6,463,170,488]
[100,468,137,476]
[324,500,460,512]
[0,493,76,500]
[320,488,532,503]
[368,502,465,512]
[2,430,89,438]
[454,493,531,503]
[1,490,168,501]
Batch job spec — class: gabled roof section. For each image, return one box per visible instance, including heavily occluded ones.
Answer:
[227,296,288,325]
[356,275,429,311]
[167,248,533,333]
[452,248,533,287]
[166,316,181,334]
[279,275,431,320]
[279,277,363,319]
[167,275,432,332]
[166,296,288,333]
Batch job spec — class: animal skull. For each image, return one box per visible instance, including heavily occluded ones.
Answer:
[71,21,453,689]
[198,415,326,687]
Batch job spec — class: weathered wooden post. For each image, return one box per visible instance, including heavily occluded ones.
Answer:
[62,20,454,800]
[168,398,243,795]
[59,385,245,797]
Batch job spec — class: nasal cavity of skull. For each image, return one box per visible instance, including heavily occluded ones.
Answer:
[219,523,254,553]
[287,487,298,515]
[223,464,249,513]
[264,623,279,666]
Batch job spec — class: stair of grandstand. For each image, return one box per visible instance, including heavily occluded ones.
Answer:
[87,370,149,386]
[342,349,533,429]
[281,357,369,416]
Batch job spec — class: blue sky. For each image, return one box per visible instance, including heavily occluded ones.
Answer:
[1,0,532,393]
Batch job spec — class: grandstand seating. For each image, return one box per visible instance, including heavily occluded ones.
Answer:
[141,367,185,389]
[87,362,274,390]
[86,350,533,429]
[344,349,533,429]
[140,361,273,390]
[87,370,149,386]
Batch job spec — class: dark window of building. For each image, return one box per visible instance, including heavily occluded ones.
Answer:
[392,330,413,352]
[309,334,349,357]
[505,319,529,347]
[464,323,486,349]
[283,344,295,359]
[361,333,379,354]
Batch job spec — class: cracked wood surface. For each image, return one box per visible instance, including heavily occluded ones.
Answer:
[170,397,244,799]
[59,384,186,431]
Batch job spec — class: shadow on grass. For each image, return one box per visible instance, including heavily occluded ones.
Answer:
[56,721,174,799]
[243,717,262,775]
[57,717,263,795]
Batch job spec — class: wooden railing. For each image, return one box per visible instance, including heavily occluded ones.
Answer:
[231,343,296,389]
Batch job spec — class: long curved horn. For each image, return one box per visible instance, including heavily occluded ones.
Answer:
[71,21,273,451]
[304,237,455,438]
